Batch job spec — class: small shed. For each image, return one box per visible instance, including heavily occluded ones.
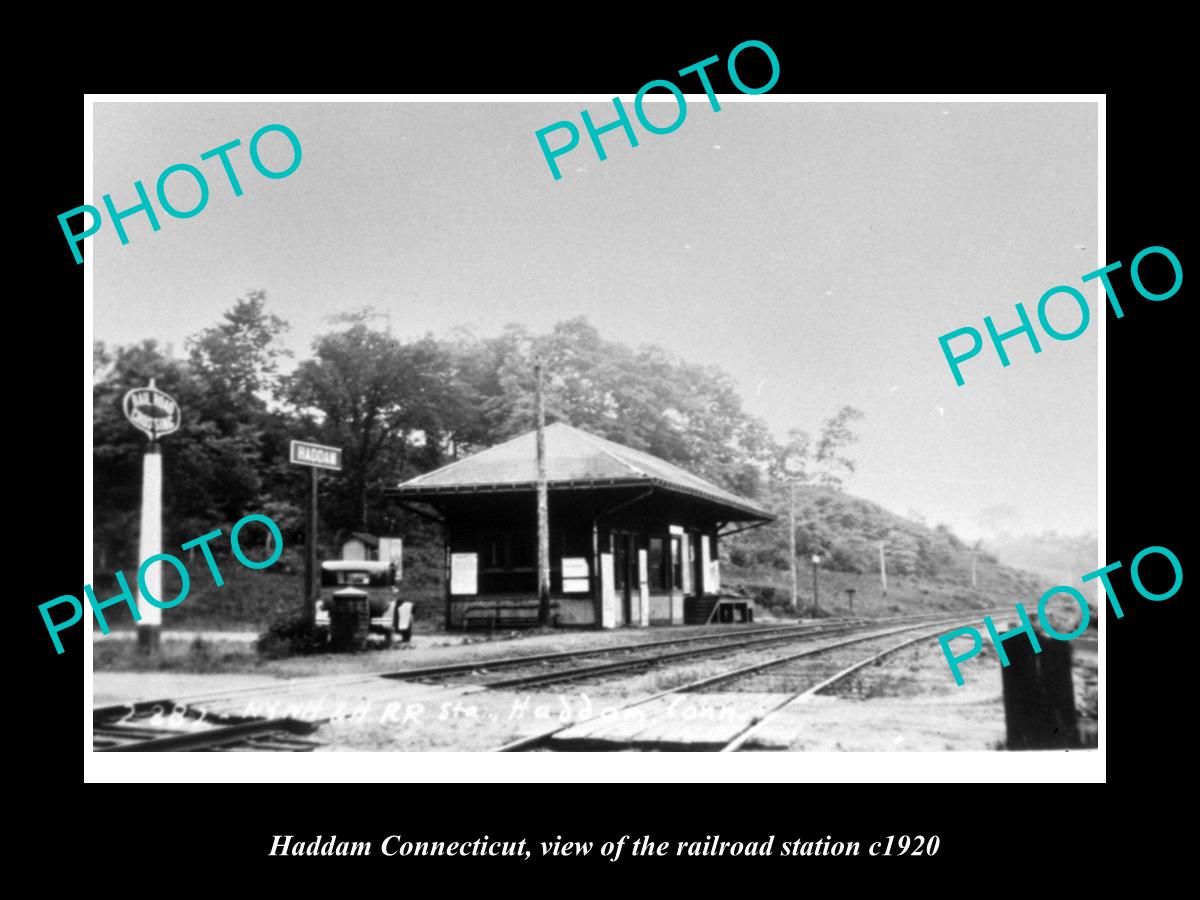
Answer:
[341,532,379,562]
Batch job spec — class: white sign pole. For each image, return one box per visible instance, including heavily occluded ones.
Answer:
[122,378,181,655]
[137,445,163,652]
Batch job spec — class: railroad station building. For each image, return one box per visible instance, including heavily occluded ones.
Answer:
[389,423,774,629]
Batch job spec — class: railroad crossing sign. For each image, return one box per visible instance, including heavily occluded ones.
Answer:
[123,379,180,441]
[289,439,342,471]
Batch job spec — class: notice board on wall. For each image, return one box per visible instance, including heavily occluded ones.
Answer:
[562,557,590,592]
[450,553,478,595]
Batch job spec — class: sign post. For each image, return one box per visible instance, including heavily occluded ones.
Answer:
[811,553,822,616]
[122,379,181,654]
[289,439,343,620]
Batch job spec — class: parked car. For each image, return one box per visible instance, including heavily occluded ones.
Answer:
[315,560,400,643]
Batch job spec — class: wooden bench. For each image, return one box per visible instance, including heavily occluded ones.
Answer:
[462,603,560,630]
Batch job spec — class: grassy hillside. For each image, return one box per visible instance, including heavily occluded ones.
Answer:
[723,485,1046,617]
[88,545,446,634]
[89,486,1051,633]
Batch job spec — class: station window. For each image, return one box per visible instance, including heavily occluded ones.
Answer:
[648,537,668,591]
[510,533,535,570]
[482,533,505,570]
[480,531,536,572]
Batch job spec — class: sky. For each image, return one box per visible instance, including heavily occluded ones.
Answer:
[92,99,1098,541]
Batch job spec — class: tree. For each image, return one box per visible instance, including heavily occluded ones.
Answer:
[446,317,777,499]
[180,292,292,529]
[93,339,259,565]
[187,290,290,416]
[285,311,466,534]
[813,406,866,488]
[93,293,295,572]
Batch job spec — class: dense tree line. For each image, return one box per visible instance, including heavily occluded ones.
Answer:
[93,292,866,579]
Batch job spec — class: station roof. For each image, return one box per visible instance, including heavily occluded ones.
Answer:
[391,422,774,522]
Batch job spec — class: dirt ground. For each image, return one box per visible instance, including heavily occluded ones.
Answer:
[92,623,1100,752]
[93,620,801,678]
[745,636,1099,751]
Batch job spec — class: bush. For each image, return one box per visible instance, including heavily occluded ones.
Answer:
[733,584,779,604]
[189,636,214,665]
[257,614,329,658]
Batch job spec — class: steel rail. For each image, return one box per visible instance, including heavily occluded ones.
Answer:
[481,619,910,689]
[477,610,985,690]
[494,612,1001,751]
[97,717,319,752]
[381,623,826,682]
[105,611,978,712]
[141,623,823,708]
[719,625,962,752]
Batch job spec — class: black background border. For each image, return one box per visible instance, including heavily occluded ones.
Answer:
[22,28,1185,881]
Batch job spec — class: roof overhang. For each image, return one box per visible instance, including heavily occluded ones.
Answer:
[386,477,775,524]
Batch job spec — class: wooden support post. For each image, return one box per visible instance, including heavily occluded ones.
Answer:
[1000,628,1081,750]
[444,546,452,632]
[591,520,601,629]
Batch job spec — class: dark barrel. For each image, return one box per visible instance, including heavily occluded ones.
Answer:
[330,587,370,652]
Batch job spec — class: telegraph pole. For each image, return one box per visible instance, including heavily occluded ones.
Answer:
[878,541,888,597]
[535,360,551,626]
[788,481,798,611]
[782,452,804,613]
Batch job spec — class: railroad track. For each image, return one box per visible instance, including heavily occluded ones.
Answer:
[93,700,321,752]
[497,613,1002,752]
[139,615,946,714]
[92,610,1003,751]
[717,625,961,751]
[389,611,986,691]
[138,622,838,712]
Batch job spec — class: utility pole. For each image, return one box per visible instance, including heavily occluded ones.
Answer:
[782,452,804,613]
[878,541,888,597]
[788,481,798,611]
[971,548,978,589]
[535,359,551,626]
